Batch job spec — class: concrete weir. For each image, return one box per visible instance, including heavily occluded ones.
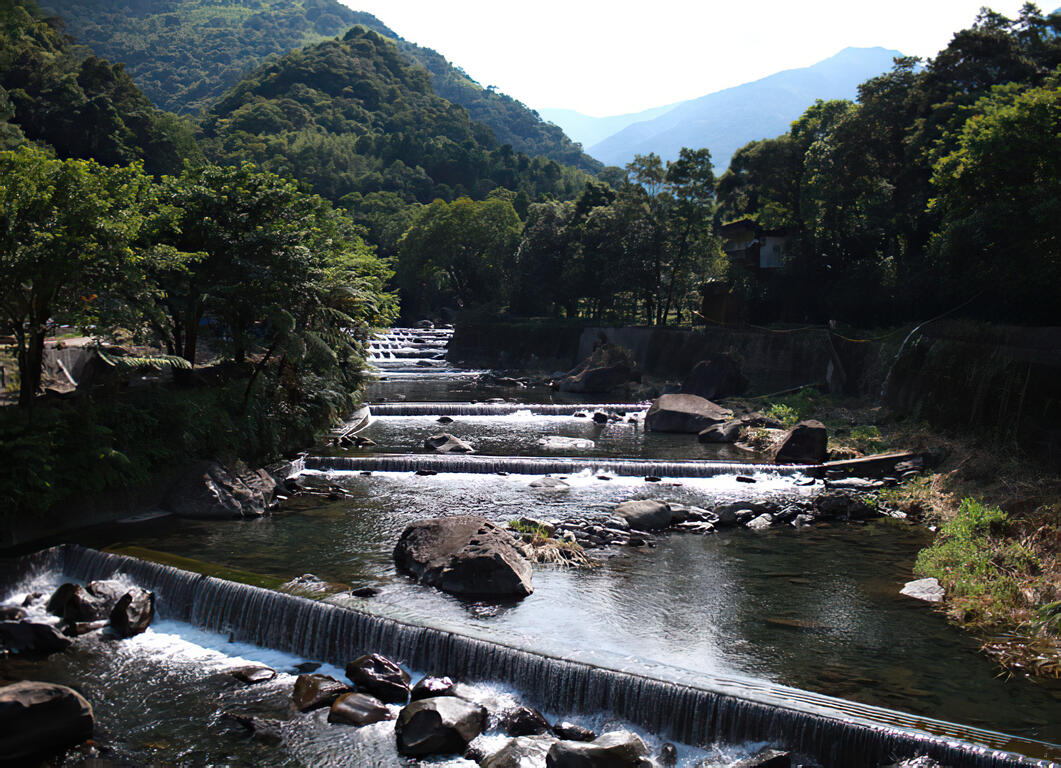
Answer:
[11,545,1058,768]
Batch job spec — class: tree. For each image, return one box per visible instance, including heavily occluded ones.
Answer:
[398,196,522,312]
[928,76,1061,321]
[0,146,156,406]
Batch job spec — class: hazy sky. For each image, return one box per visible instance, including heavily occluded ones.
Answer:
[339,0,1034,115]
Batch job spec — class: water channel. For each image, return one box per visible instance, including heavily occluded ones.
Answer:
[3,327,1060,766]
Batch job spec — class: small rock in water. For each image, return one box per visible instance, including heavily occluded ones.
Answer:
[529,476,568,489]
[293,662,321,674]
[731,747,793,767]
[224,712,285,746]
[395,696,487,757]
[658,741,678,766]
[410,676,455,701]
[109,587,155,638]
[359,471,372,477]
[591,411,609,424]
[900,577,945,603]
[736,475,756,484]
[545,730,650,767]
[350,586,379,598]
[230,666,277,684]
[292,674,349,711]
[328,692,393,727]
[552,721,596,741]
[644,476,662,483]
[345,653,411,703]
[498,705,550,737]
[746,513,774,531]
[416,469,438,476]
[437,416,454,424]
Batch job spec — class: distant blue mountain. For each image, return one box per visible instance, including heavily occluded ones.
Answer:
[549,47,904,170]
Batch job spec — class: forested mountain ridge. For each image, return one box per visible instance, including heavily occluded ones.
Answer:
[40,0,601,171]
[199,24,591,249]
[0,0,199,174]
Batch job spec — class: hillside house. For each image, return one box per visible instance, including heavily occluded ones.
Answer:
[720,218,791,272]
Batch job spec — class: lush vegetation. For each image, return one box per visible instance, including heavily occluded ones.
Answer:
[715,5,1060,326]
[40,0,600,170]
[0,0,200,174]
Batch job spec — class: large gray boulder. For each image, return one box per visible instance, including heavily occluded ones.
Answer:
[395,696,487,757]
[553,344,640,394]
[612,500,673,531]
[164,461,275,519]
[394,516,533,597]
[681,355,748,400]
[645,394,732,433]
[546,730,652,767]
[0,681,93,762]
[424,433,475,454]
[772,420,828,464]
[900,578,945,603]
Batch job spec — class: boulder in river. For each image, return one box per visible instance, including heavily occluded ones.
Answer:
[645,394,732,433]
[424,433,475,454]
[411,676,455,701]
[47,584,107,623]
[612,500,673,531]
[552,721,596,741]
[164,460,275,519]
[394,515,534,598]
[546,730,651,767]
[0,621,73,655]
[345,653,410,703]
[482,735,557,768]
[900,577,945,603]
[230,666,278,684]
[0,681,93,761]
[328,692,393,726]
[537,436,595,450]
[772,420,828,464]
[731,747,793,767]
[395,696,487,757]
[499,705,551,736]
[109,587,155,638]
[293,674,350,712]
[698,419,744,443]
[680,355,748,400]
[553,344,640,394]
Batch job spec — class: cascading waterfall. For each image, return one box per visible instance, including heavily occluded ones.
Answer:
[367,402,644,416]
[303,453,820,478]
[14,544,1053,768]
[368,327,453,365]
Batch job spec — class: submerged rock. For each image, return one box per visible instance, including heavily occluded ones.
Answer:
[109,587,155,638]
[0,681,94,762]
[230,666,278,684]
[537,436,595,450]
[645,394,732,433]
[546,730,651,767]
[395,696,487,757]
[345,653,410,703]
[772,420,828,464]
[225,712,285,745]
[731,747,793,767]
[529,476,569,490]
[394,515,534,597]
[328,692,393,726]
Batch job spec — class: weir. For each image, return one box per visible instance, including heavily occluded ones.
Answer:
[302,453,819,478]
[367,402,645,416]
[13,544,1055,768]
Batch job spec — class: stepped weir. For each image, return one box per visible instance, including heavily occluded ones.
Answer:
[303,453,821,478]
[14,544,1055,768]
[366,402,645,416]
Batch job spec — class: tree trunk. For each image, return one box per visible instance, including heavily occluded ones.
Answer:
[18,325,45,408]
[181,295,200,364]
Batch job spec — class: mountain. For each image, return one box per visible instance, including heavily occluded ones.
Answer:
[538,103,679,149]
[0,0,199,174]
[199,26,589,206]
[40,0,600,171]
[580,47,904,170]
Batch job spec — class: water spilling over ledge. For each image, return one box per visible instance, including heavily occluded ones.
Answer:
[302,453,820,478]
[366,402,645,416]
[10,544,1056,767]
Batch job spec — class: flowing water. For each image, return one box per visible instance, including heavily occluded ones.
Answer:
[4,327,1061,766]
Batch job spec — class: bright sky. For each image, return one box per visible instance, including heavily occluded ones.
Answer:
[339,0,1035,115]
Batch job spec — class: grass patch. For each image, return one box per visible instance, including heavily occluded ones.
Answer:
[914,498,1043,632]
